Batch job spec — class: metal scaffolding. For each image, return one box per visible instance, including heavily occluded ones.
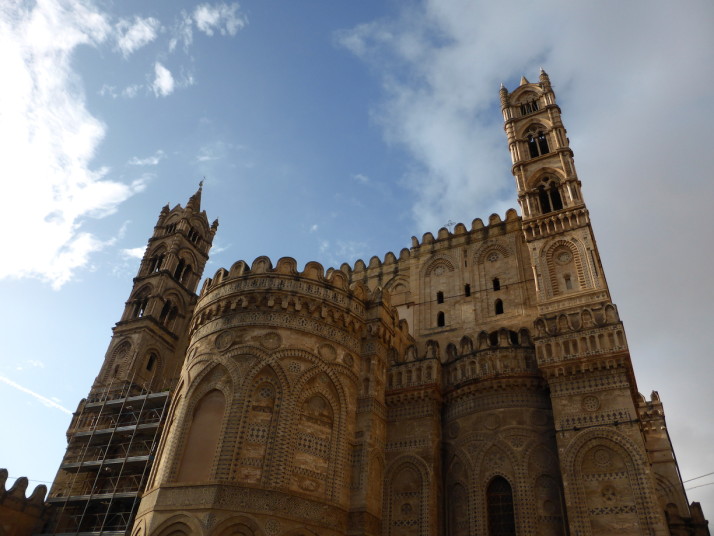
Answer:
[41,370,173,536]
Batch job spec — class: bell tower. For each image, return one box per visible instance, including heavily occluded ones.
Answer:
[93,182,218,393]
[501,73,687,535]
[501,69,610,311]
[46,184,218,535]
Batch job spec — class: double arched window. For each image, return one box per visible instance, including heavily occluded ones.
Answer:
[526,125,550,158]
[174,258,193,285]
[536,177,563,214]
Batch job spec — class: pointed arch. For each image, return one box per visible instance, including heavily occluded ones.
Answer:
[562,428,660,535]
[129,284,153,319]
[288,381,338,498]
[543,239,588,296]
[175,389,226,483]
[474,243,512,266]
[232,365,283,485]
[102,340,132,383]
[150,514,203,536]
[384,455,431,536]
[487,476,516,535]
[423,254,456,277]
[168,363,232,484]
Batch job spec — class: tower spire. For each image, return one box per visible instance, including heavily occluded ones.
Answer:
[186,180,203,212]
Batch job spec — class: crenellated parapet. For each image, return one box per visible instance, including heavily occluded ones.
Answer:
[0,469,49,536]
[533,303,629,372]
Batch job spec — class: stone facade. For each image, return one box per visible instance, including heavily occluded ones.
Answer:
[46,72,710,536]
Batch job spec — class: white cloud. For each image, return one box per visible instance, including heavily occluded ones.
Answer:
[310,224,319,232]
[194,3,247,36]
[169,11,194,52]
[122,83,142,98]
[152,61,175,97]
[352,173,370,184]
[122,247,146,259]
[0,376,72,415]
[115,15,160,57]
[0,1,142,289]
[128,150,165,166]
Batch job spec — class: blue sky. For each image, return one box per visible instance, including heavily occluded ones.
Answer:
[1,0,714,516]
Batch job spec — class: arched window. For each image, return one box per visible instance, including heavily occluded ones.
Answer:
[146,353,157,372]
[437,311,445,327]
[132,291,150,318]
[180,264,192,285]
[526,125,550,158]
[187,228,200,244]
[464,284,471,297]
[159,300,178,327]
[495,299,504,315]
[148,253,164,273]
[436,291,444,304]
[174,259,185,280]
[536,177,563,214]
[165,223,176,235]
[519,99,539,116]
[564,274,573,290]
[487,476,516,536]
[493,278,501,291]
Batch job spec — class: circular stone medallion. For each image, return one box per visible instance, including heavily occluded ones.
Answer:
[214,331,233,351]
[582,395,600,412]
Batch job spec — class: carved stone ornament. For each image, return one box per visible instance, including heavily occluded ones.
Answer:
[264,518,280,535]
[593,448,612,468]
[582,395,600,412]
[555,250,573,265]
[485,413,500,430]
[215,331,234,351]
[343,353,354,367]
[260,331,282,350]
[488,252,500,262]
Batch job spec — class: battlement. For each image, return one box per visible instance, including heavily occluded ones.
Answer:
[200,256,381,303]
[0,469,48,535]
[340,209,522,282]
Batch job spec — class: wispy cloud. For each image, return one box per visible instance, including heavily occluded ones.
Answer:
[0,376,71,415]
[152,61,175,97]
[194,3,247,36]
[352,173,370,184]
[128,150,165,166]
[115,16,161,57]
[122,247,146,259]
[319,239,369,268]
[0,1,143,288]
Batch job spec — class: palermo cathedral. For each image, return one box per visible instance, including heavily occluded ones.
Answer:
[2,71,709,536]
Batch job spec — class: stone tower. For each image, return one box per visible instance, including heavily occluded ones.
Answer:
[45,185,217,535]
[500,70,699,534]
